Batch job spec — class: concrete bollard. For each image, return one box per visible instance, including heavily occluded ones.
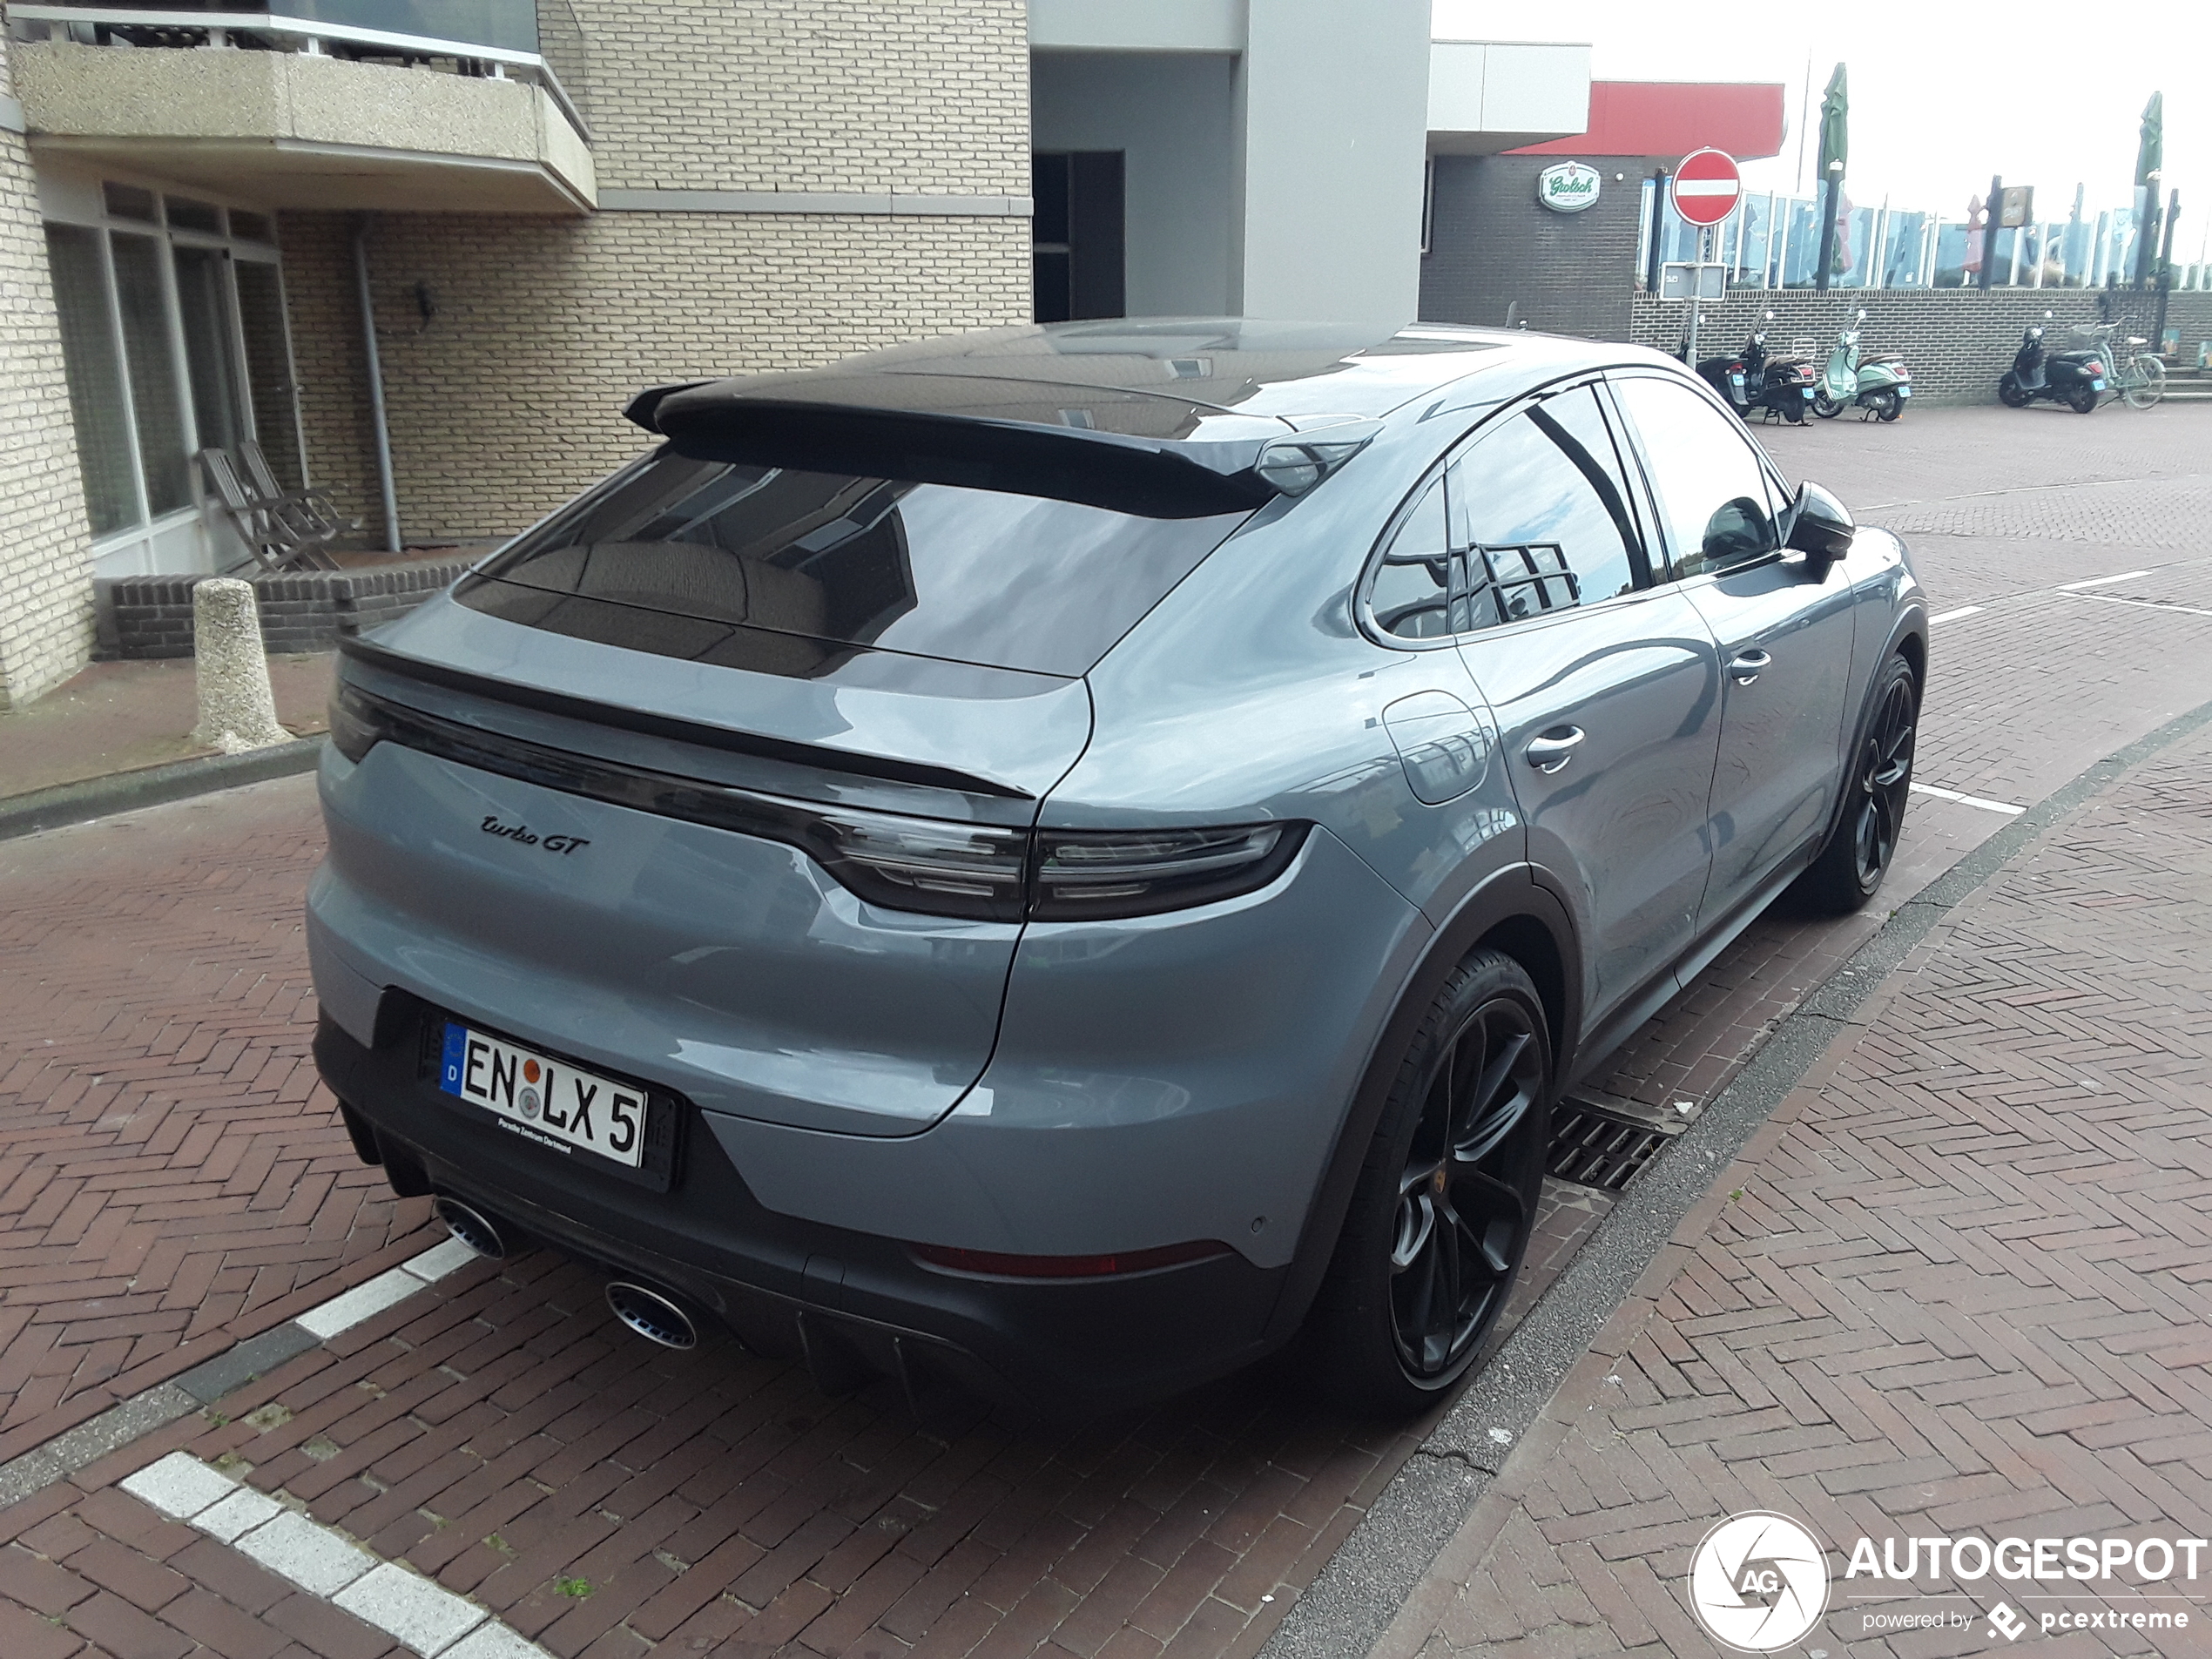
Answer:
[190,578,293,754]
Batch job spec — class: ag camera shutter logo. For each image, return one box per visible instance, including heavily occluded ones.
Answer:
[1688,1512,1831,1651]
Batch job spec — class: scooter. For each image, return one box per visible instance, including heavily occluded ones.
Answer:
[1696,315,1813,424]
[1812,308,1912,421]
[1740,325,1817,424]
[1999,313,2105,414]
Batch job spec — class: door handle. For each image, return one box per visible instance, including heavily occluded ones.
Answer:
[1524,727,1584,774]
[1728,649,1773,685]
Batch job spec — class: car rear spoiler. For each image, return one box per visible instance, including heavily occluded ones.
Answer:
[623,382,1379,518]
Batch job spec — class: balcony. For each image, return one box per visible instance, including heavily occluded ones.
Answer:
[6,0,595,212]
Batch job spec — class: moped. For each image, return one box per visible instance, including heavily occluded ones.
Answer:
[1812,308,1912,421]
[1998,314,2104,414]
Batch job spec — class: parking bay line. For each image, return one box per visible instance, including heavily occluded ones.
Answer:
[1910,783,2027,816]
[2062,590,2212,621]
[123,1450,547,1658]
[2056,570,2150,590]
[0,1235,478,1512]
[1928,605,1984,624]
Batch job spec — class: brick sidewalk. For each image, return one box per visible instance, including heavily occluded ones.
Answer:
[1376,718,2212,1659]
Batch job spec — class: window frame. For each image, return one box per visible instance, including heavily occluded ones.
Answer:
[1356,375,1667,652]
[1600,368,1798,585]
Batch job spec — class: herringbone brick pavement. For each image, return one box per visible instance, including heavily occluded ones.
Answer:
[1379,719,2212,1659]
[0,784,438,1460]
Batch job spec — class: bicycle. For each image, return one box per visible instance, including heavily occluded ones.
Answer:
[2072,321,2166,409]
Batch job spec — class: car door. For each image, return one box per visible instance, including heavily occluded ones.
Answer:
[1447,385,1725,1035]
[1607,373,1857,934]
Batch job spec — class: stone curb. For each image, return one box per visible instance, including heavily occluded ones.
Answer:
[0,737,323,843]
[1257,691,2212,1659]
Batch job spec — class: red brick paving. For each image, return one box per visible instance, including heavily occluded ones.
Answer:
[1379,719,2212,1659]
[1,405,2209,1658]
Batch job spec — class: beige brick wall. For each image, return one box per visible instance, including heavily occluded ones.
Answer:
[0,35,96,710]
[565,0,1028,194]
[280,209,1030,543]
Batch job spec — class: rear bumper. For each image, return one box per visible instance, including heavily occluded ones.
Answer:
[313,1003,1288,1414]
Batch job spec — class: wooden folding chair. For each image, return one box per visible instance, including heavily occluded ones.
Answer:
[198,448,341,571]
[239,439,361,543]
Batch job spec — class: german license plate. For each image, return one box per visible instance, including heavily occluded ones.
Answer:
[2093,379,2107,390]
[438,1022,648,1169]
[1898,386,1911,397]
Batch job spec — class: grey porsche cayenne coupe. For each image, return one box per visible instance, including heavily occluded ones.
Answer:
[310,320,1926,1415]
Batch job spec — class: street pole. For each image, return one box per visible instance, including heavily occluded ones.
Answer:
[1686,225,1708,367]
[2157,188,2180,346]
[1816,160,1841,291]
[1979,174,2002,291]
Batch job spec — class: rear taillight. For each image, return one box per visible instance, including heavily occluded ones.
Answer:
[1031,824,1303,921]
[2085,362,2105,378]
[331,683,1307,923]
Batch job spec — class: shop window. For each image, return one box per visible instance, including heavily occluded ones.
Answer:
[43,225,138,538]
[109,232,192,517]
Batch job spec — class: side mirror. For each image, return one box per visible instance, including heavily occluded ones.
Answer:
[2043,309,2054,319]
[1764,309,1776,320]
[1856,308,1867,321]
[1784,482,1854,580]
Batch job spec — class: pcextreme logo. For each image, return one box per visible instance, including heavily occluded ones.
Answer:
[1687,1512,1830,1652]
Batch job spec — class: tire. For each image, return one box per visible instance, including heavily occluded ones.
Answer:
[1784,397,1807,425]
[2124,355,2166,410]
[1305,949,1553,1415]
[1998,379,2033,408]
[2068,383,2099,415]
[1811,392,1842,419]
[1791,654,1919,915]
[1873,388,1903,422]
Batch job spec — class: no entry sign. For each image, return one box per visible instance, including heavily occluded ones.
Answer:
[1669,149,1742,226]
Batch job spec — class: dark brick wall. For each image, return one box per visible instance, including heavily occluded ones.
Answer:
[1420,154,1654,341]
[1628,287,2212,406]
[92,559,468,659]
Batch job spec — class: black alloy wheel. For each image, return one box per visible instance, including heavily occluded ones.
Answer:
[1872,388,1905,421]
[1999,379,2033,408]
[1305,950,1553,1413]
[1812,391,1843,419]
[1793,655,1919,914]
[2068,383,2100,415]
[1387,995,1548,1379]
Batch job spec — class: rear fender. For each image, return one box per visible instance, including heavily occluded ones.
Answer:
[1264,864,1578,1343]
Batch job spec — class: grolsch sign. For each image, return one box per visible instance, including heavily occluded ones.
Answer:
[1536,162,1601,213]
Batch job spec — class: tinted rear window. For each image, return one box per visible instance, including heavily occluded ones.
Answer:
[462,453,1249,678]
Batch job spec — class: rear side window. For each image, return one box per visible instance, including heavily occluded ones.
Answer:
[1447,406,1642,627]
[1607,375,1779,578]
[462,453,1249,678]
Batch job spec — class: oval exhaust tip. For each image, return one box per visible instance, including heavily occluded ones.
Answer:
[432,1197,506,1261]
[606,1281,698,1351]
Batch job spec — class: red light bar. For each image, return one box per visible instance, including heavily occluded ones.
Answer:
[911,1239,1231,1278]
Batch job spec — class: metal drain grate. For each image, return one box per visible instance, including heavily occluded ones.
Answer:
[1547,1103,1672,1191]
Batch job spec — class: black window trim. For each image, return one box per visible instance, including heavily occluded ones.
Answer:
[1355,374,1668,652]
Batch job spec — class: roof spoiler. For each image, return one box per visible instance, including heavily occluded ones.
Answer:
[631,385,1381,519]
[624,380,713,433]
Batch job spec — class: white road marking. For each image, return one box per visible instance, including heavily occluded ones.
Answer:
[297,1238,478,1340]
[2056,570,2150,590]
[122,1451,548,1657]
[1910,782,2027,816]
[1928,605,1983,624]
[2063,590,2212,620]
